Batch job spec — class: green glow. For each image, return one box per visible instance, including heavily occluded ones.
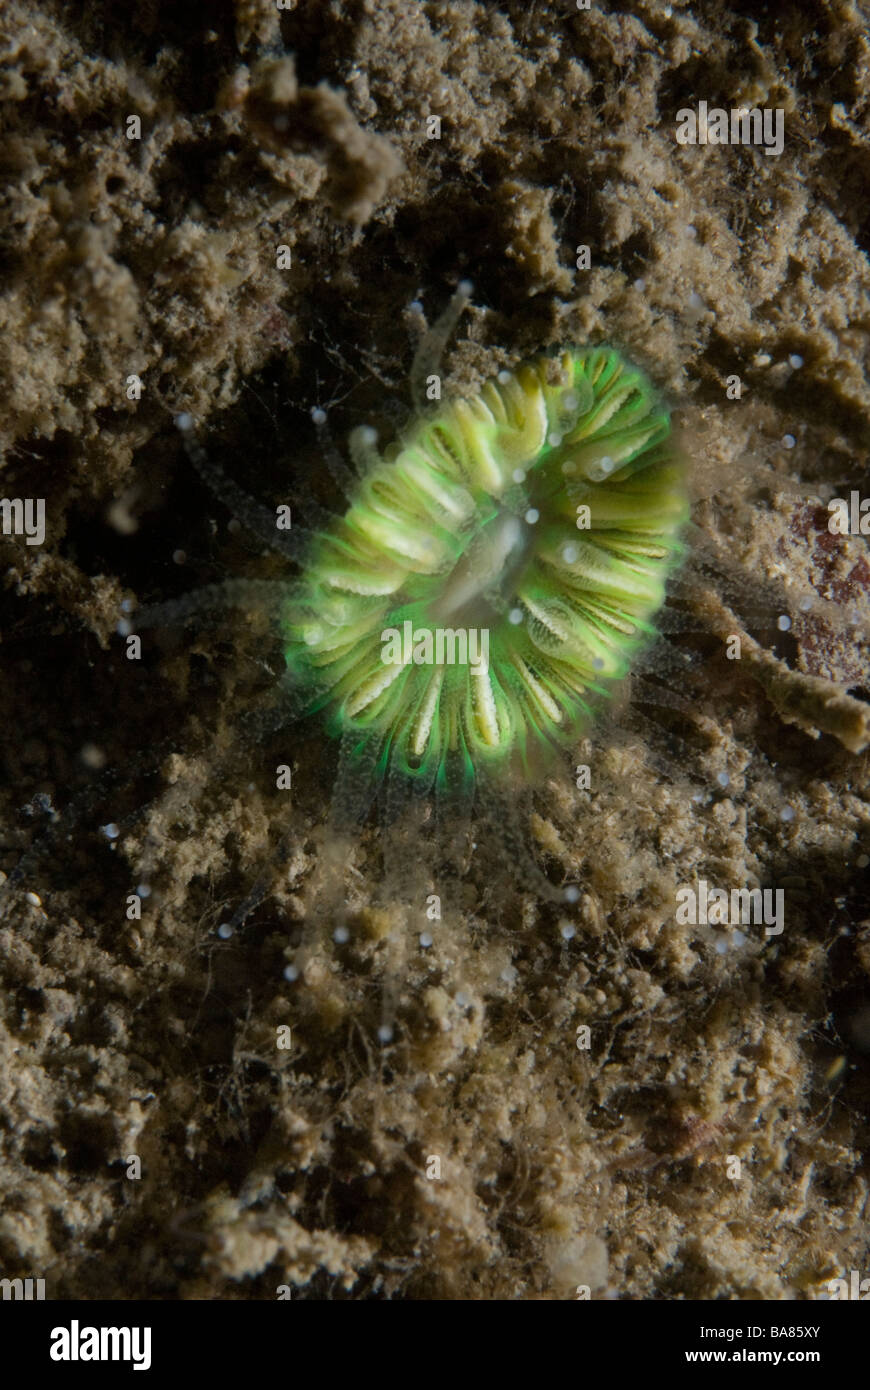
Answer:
[283,347,689,795]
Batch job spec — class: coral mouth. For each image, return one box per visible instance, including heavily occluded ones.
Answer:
[428,507,533,628]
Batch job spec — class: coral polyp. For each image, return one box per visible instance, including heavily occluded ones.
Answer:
[284,346,689,802]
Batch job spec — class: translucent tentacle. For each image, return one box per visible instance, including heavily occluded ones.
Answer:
[409,279,474,415]
[174,413,311,561]
[132,579,294,631]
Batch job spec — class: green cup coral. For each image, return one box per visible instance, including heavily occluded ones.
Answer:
[283,346,689,806]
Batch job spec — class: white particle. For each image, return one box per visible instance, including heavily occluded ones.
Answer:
[283,964,299,982]
[788,354,804,369]
[563,885,580,904]
[508,607,524,625]
[592,657,605,670]
[688,291,705,309]
[732,930,748,948]
[377,1023,394,1044]
[500,965,518,985]
[686,224,697,238]
[633,277,646,291]
[716,771,730,788]
[80,743,106,770]
[310,407,327,425]
[777,614,792,631]
[120,598,135,613]
[782,434,796,449]
[547,432,563,448]
[358,425,378,446]
[174,412,194,433]
[563,392,579,411]
[560,922,576,941]
[333,925,350,944]
[715,937,728,955]
[798,595,813,612]
[101,823,120,840]
[25,891,42,908]
[455,991,469,1008]
[587,455,616,481]
[217,923,234,940]
[780,805,795,822]
[561,544,578,564]
[457,279,474,296]
[524,508,540,525]
[116,618,132,637]
[512,468,526,483]
[419,931,433,948]
[497,370,512,385]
